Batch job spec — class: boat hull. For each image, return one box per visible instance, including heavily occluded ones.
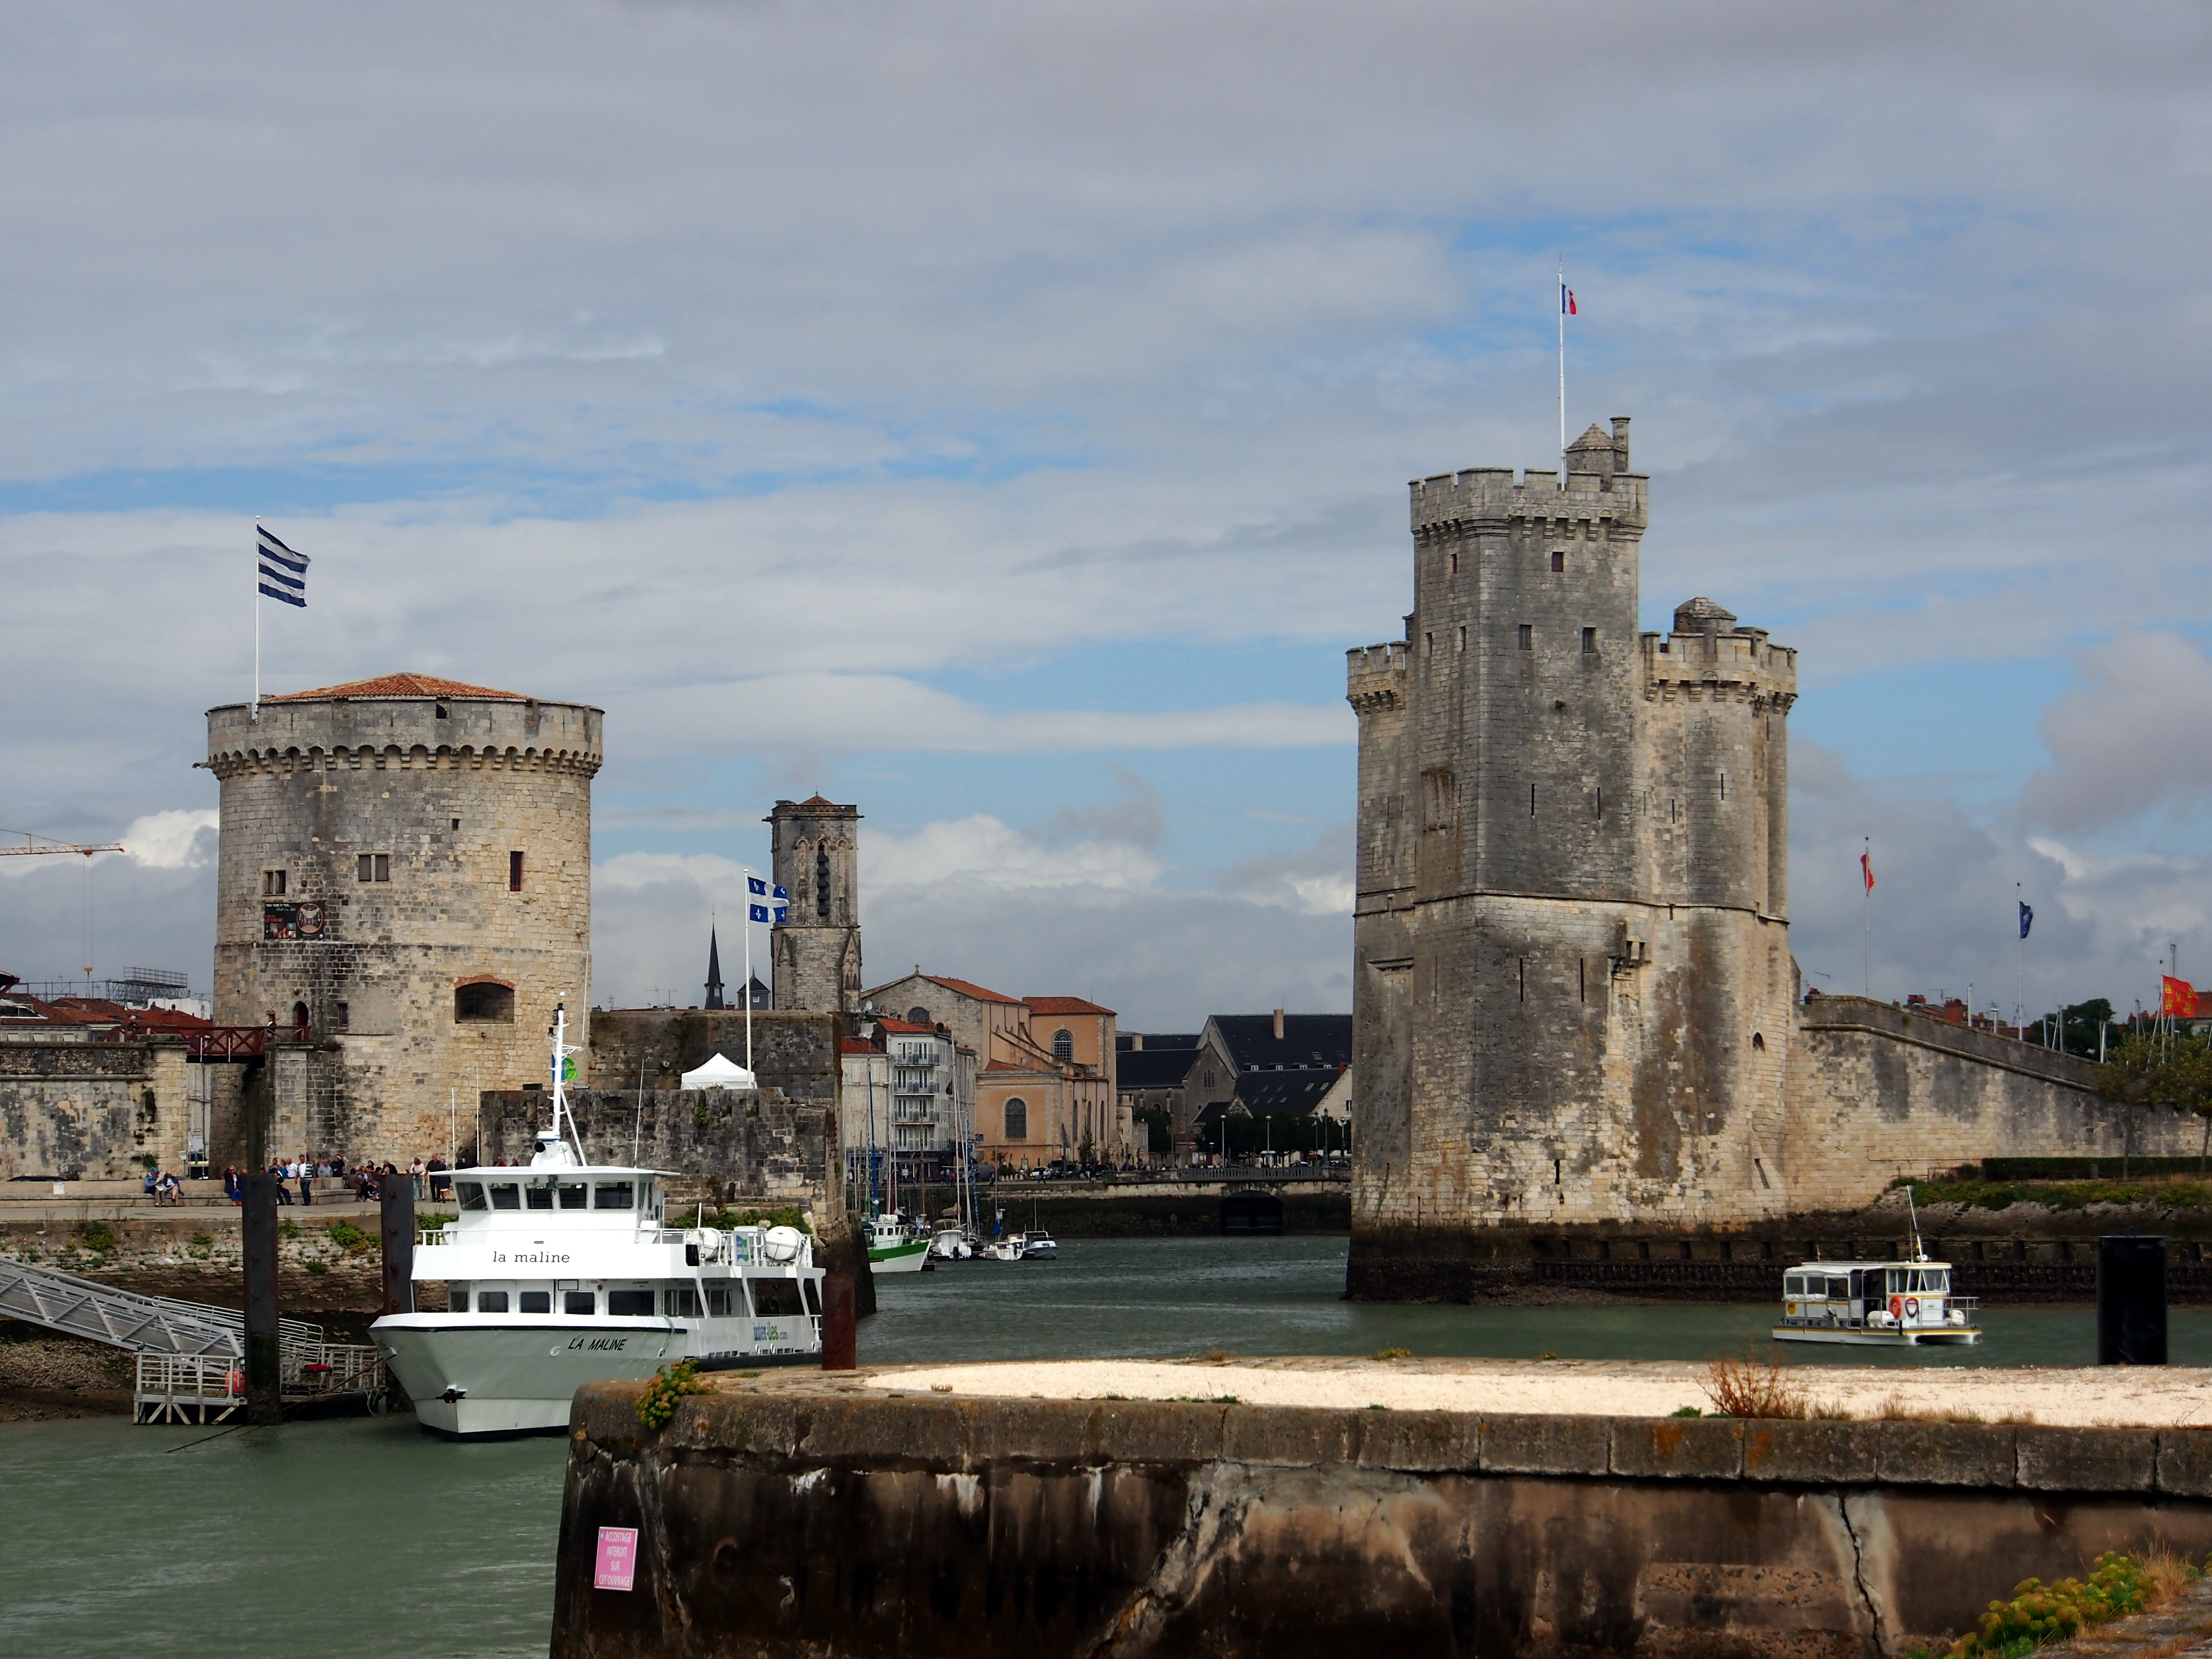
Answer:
[868,1240,931,1274]
[1771,1325,1982,1347]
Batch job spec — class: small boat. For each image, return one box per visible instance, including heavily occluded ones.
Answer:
[866,1211,931,1275]
[1014,1228,1058,1260]
[1771,1197,1978,1346]
[370,1006,826,1437]
[980,1237,1027,1262]
[927,1226,974,1262]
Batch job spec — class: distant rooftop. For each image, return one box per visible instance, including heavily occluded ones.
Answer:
[267,673,532,703]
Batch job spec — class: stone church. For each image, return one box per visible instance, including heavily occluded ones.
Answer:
[1346,420,2197,1299]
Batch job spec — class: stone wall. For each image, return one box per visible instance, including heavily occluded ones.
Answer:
[586,1010,839,1110]
[0,1040,190,1179]
[1785,996,2200,1207]
[204,688,600,1162]
[551,1381,2212,1659]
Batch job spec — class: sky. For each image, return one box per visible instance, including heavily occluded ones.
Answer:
[4,1,2212,1030]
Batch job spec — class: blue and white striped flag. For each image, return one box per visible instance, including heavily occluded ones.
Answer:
[257,525,309,608]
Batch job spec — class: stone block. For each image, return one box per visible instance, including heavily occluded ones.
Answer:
[1479,1412,1611,1476]
[2157,1430,2212,1497]
[1219,1403,1363,1468]
[1740,1419,1879,1484]
[1873,1422,2015,1488]
[2016,1427,2158,1494]
[1354,1408,1483,1473]
[1079,1399,1225,1468]
[1611,1416,1744,1480]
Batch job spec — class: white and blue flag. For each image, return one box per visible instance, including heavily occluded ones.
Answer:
[747,875,790,925]
[257,525,309,608]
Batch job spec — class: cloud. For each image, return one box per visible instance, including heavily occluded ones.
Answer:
[1216,826,1356,916]
[2020,631,2212,832]
[118,809,219,870]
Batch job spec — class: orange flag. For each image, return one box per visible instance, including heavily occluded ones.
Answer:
[2163,975,2197,1018]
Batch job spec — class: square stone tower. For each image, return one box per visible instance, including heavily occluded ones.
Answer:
[204,673,601,1162]
[767,796,862,1014]
[1346,421,1798,1298]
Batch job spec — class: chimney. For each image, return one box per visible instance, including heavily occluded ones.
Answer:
[1272,1008,1285,1040]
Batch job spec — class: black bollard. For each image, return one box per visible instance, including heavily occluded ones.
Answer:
[819,1271,857,1370]
[380,1175,416,1315]
[241,1172,282,1424]
[2097,1235,2167,1365]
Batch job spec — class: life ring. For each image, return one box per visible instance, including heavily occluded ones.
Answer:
[1905,1297,1921,1319]
[1887,1295,1903,1319]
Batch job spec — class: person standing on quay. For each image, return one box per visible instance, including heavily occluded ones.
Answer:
[410,1156,426,1200]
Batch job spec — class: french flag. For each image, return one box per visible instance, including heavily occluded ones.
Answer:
[1562,284,1577,316]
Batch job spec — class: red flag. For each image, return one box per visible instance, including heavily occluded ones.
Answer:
[1860,852,1875,893]
[2163,975,2196,1018]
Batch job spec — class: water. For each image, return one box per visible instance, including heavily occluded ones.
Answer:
[6,1235,2207,1658]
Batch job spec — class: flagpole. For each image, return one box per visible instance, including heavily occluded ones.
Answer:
[2015,882,2024,1037]
[744,879,754,1078]
[1557,263,1567,486]
[252,519,261,721]
[1863,836,1871,997]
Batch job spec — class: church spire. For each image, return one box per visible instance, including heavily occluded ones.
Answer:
[704,926,725,1010]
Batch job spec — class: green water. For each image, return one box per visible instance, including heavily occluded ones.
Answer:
[4,1236,2203,1658]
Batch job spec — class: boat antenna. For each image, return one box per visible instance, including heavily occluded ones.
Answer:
[550,1000,588,1165]
[1906,1181,1926,1263]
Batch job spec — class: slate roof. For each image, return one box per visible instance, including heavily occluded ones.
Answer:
[1117,1032,1200,1053]
[267,673,531,702]
[1116,1048,1202,1091]
[1210,1013,1352,1073]
[1233,1067,1344,1119]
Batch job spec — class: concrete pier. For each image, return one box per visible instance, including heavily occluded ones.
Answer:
[550,1361,2212,1658]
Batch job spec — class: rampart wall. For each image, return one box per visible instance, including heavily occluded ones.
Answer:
[0,1040,191,1179]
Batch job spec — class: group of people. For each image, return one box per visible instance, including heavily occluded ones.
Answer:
[212,1154,457,1206]
[140,1167,186,1205]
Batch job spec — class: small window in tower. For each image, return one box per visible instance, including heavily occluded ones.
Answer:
[1457,625,1467,652]
[450,818,460,831]
[1582,626,1597,654]
[262,870,287,896]
[335,1002,349,1031]
[509,851,525,891]
[1551,550,1565,573]
[1753,1032,1766,1051]
[358,854,390,883]
[1517,624,1533,651]
[1518,958,1526,1002]
[1448,551,1459,575]
[1424,632,1433,655]
[815,843,831,918]
[435,702,449,720]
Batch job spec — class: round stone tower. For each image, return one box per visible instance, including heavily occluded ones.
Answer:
[203,673,602,1161]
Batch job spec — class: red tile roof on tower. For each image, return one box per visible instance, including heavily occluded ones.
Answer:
[874,1016,936,1034]
[268,673,532,703]
[799,794,839,807]
[918,974,1023,1005]
[1024,996,1116,1017]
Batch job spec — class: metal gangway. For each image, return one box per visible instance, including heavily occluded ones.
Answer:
[0,1257,386,1424]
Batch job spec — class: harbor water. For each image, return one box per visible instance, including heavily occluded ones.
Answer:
[8,1235,2210,1659]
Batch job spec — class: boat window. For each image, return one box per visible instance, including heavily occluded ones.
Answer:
[667,1286,701,1318]
[564,1290,596,1315]
[447,1282,469,1308]
[708,1286,738,1317]
[456,1182,487,1211]
[557,1181,589,1210]
[477,1290,509,1312]
[1826,1276,1849,1300]
[594,1181,634,1210]
[753,1278,805,1318]
[526,1182,555,1211]
[608,1289,655,1318]
[488,1182,521,1211]
[518,1290,551,1314]
[802,1277,822,1318]
[1783,1273,1806,1296]
[1887,1267,1905,1293]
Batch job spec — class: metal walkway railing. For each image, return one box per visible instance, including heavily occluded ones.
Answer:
[0,1257,325,1358]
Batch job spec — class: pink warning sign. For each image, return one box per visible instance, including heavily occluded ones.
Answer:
[594,1526,639,1592]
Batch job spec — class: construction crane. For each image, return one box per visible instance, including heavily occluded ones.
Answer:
[0,830,125,859]
[0,829,125,984]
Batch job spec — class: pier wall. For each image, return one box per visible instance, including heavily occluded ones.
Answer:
[552,1384,2212,1659]
[0,1039,192,1180]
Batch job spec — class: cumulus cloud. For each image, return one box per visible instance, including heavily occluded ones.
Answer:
[2020,631,2212,832]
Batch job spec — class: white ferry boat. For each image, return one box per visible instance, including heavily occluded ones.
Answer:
[1771,1201,1979,1347]
[371,1008,826,1437]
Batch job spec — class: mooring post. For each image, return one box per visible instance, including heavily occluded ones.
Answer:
[2097,1235,2167,1365]
[378,1170,417,1412]
[819,1270,857,1370]
[241,1171,281,1424]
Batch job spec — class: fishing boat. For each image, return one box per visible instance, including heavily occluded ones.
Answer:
[866,1210,931,1274]
[370,1007,826,1437]
[1771,1196,1979,1347]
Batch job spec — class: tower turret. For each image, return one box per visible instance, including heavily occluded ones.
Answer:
[766,797,862,1014]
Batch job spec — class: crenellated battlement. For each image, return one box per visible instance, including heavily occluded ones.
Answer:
[1409,466,1648,535]
[1345,641,1407,716]
[1640,627,1798,709]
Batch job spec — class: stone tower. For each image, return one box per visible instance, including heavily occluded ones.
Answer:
[1345,421,1798,1297]
[204,673,601,1160]
[767,796,862,1014]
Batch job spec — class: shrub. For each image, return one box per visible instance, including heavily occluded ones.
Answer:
[1943,1552,2187,1659]
[304,1260,329,1275]
[1702,1348,1808,1419]
[325,1220,373,1253]
[1372,1346,1413,1361]
[80,1221,117,1252]
[636,1360,712,1431]
[278,1219,299,1241]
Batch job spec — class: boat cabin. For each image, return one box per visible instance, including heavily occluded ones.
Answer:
[452,1172,664,1222]
[1780,1260,1965,1333]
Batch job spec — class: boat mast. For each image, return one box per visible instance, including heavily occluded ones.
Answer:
[550,1002,588,1165]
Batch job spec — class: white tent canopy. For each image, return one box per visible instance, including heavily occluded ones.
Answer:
[679,1052,757,1092]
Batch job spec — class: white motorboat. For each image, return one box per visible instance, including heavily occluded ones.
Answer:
[371,1007,826,1437]
[980,1237,1027,1262]
[927,1226,974,1262]
[866,1210,931,1274]
[1771,1197,1979,1347]
[1014,1228,1058,1259]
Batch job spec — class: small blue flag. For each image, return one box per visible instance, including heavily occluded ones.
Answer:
[2019,902,2033,940]
[257,524,308,608]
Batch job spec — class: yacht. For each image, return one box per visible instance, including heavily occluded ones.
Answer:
[371,1007,826,1437]
[1771,1197,1980,1347]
